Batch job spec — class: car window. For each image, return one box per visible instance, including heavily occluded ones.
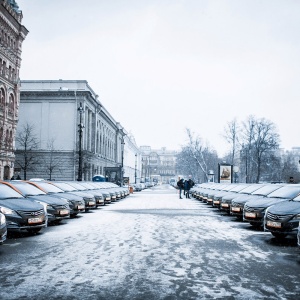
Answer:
[0,184,24,199]
[267,185,300,199]
[8,182,46,196]
[252,185,283,196]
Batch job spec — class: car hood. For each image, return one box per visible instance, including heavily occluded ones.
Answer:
[246,197,289,208]
[70,191,95,198]
[26,195,68,205]
[232,195,263,204]
[0,198,44,211]
[268,201,300,215]
[221,192,240,201]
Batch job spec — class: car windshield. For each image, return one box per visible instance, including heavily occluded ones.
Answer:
[0,184,24,199]
[79,182,96,189]
[229,184,249,192]
[293,195,300,201]
[51,182,76,192]
[30,182,64,193]
[267,185,300,199]
[9,182,46,196]
[239,184,265,194]
[67,182,87,191]
[252,185,283,196]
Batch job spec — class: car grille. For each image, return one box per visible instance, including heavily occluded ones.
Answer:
[231,202,243,208]
[95,196,102,200]
[17,209,45,217]
[266,212,293,221]
[244,205,263,212]
[53,204,69,210]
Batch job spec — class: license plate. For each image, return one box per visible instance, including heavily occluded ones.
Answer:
[267,221,282,228]
[77,205,85,210]
[88,201,95,206]
[207,199,212,202]
[213,200,220,204]
[28,217,43,224]
[106,197,111,200]
[245,212,256,218]
[221,203,229,208]
[59,209,69,216]
[231,207,241,212]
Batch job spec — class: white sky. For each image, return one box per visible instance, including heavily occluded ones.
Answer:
[17,0,300,156]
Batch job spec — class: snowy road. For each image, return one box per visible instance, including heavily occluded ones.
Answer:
[0,184,299,300]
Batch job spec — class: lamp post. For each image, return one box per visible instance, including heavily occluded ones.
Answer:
[233,166,239,183]
[120,137,125,186]
[77,102,84,181]
[134,153,137,184]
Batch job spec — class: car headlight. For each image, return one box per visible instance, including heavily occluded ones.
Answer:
[0,213,6,225]
[0,206,18,216]
[294,214,300,220]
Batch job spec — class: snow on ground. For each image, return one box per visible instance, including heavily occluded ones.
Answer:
[0,186,299,299]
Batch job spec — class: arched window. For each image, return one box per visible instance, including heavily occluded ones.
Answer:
[8,94,14,115]
[0,88,5,110]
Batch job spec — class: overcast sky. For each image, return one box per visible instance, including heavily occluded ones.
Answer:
[17,0,300,156]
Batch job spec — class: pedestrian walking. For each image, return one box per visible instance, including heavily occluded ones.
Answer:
[177,178,184,199]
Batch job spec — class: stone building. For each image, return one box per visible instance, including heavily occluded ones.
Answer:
[17,80,140,181]
[0,0,27,179]
[140,146,177,184]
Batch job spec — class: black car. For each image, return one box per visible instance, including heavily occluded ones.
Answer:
[2,181,70,225]
[49,181,96,212]
[243,185,300,227]
[0,184,46,234]
[220,184,265,214]
[0,212,7,244]
[27,181,85,217]
[230,184,283,220]
[264,193,300,239]
[67,181,106,206]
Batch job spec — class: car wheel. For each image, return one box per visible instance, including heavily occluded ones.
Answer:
[70,213,78,218]
[271,232,287,239]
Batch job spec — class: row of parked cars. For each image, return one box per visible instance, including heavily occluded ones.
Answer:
[190,182,300,246]
[0,180,130,245]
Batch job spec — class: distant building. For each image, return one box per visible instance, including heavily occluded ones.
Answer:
[140,146,177,184]
[0,0,28,179]
[17,80,141,181]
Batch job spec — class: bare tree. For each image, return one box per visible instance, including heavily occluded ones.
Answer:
[15,123,40,180]
[240,116,280,183]
[177,129,218,182]
[44,138,64,180]
[222,118,240,165]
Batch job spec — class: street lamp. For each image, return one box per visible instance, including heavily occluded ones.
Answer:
[77,102,84,181]
[120,137,125,186]
[233,166,239,183]
[134,153,137,184]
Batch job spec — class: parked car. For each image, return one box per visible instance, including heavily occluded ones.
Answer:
[27,181,85,217]
[230,184,284,220]
[0,183,46,234]
[212,184,249,208]
[66,181,105,207]
[220,184,265,214]
[264,193,300,239]
[0,212,7,244]
[1,181,70,225]
[243,185,300,227]
[48,181,96,212]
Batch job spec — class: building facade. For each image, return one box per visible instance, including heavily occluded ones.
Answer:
[0,0,27,179]
[140,146,177,184]
[17,80,140,181]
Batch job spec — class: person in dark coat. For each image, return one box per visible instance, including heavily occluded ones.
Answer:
[177,178,184,199]
[184,177,195,198]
